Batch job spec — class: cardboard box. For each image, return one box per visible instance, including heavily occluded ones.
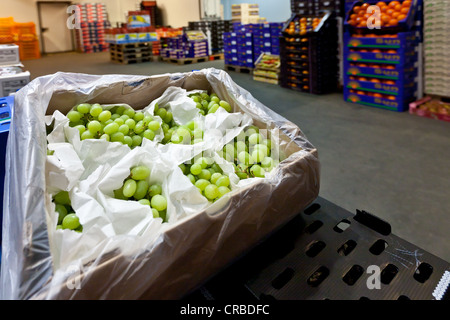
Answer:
[0,67,30,96]
[1,69,320,300]
[0,44,20,66]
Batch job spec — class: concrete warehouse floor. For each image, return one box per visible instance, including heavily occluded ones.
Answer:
[21,51,450,263]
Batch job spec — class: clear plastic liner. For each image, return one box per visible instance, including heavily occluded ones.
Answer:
[1,68,320,299]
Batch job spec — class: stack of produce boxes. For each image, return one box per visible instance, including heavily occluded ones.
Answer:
[343,0,422,112]
[269,22,284,55]
[291,0,345,17]
[236,26,254,68]
[231,3,261,24]
[279,11,339,94]
[423,0,450,98]
[75,3,110,53]
[223,31,239,66]
[187,20,233,55]
[252,23,272,63]
[161,30,208,60]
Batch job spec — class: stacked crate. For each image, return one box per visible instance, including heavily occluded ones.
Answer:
[75,3,110,53]
[231,3,261,24]
[343,0,422,112]
[252,24,272,63]
[291,0,345,17]
[109,42,152,64]
[279,11,339,94]
[269,22,284,55]
[423,0,450,98]
[0,18,40,60]
[187,20,233,55]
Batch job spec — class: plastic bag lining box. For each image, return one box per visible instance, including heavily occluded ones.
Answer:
[0,68,320,299]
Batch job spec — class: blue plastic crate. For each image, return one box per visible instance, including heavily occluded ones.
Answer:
[344,59,417,80]
[0,95,13,255]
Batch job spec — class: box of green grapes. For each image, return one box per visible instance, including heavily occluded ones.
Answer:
[0,68,320,299]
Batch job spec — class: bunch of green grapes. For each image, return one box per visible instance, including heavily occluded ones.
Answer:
[179,156,233,202]
[189,91,232,115]
[53,191,83,232]
[153,103,203,145]
[113,165,167,221]
[67,103,160,148]
[221,125,278,179]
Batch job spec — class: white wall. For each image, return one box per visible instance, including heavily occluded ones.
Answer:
[157,0,200,28]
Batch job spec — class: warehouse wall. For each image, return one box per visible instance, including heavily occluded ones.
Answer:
[221,0,291,23]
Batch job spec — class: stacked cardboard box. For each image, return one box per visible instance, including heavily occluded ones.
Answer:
[231,3,261,24]
[291,0,345,17]
[423,0,450,97]
[187,20,233,54]
[75,3,110,53]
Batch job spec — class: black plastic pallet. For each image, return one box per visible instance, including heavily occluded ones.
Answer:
[183,197,450,300]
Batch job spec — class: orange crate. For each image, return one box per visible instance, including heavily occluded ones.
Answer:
[17,40,40,60]
[14,22,36,35]
[0,34,15,44]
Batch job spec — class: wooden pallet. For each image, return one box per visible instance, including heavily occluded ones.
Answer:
[209,53,224,61]
[110,51,152,60]
[162,56,209,65]
[224,64,254,74]
[110,55,152,64]
[109,42,152,50]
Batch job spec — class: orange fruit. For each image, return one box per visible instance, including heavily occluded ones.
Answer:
[387,49,397,53]
[400,7,409,14]
[371,78,381,83]
[356,90,365,95]
[381,5,388,13]
[358,10,365,16]
[387,95,396,100]
[389,18,399,26]
[386,9,395,16]
[389,1,401,9]
[397,14,407,20]
[372,49,381,53]
[353,5,361,13]
[361,3,370,10]
[381,14,390,24]
[373,93,383,98]
[402,0,412,7]
[394,4,402,11]
[392,12,400,18]
[376,1,387,6]
[384,80,396,85]
[385,65,395,69]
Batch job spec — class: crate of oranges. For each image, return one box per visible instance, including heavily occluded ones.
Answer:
[345,0,417,31]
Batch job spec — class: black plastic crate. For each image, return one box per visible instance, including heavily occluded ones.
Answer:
[183,197,450,301]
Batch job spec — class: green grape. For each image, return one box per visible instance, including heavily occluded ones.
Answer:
[111,113,120,120]
[204,184,219,200]
[254,144,269,158]
[67,110,82,123]
[195,179,210,191]
[114,118,125,126]
[156,108,167,119]
[201,100,209,110]
[250,164,265,178]
[207,101,217,110]
[100,133,110,141]
[170,133,182,144]
[138,199,151,206]
[148,184,162,197]
[252,149,265,163]
[143,129,155,141]
[262,138,271,150]
[195,102,203,109]
[210,172,222,185]
[81,131,94,140]
[55,204,68,224]
[189,163,202,175]
[122,179,137,198]
[87,120,102,134]
[120,114,130,122]
[90,104,103,117]
[179,163,186,174]
[200,92,210,101]
[153,102,159,114]
[115,106,126,115]
[123,108,135,119]
[198,169,211,181]
[193,128,203,140]
[151,208,159,218]
[208,104,219,114]
[211,95,220,103]
[74,224,83,233]
[134,180,149,200]
[261,156,274,169]
[191,95,200,102]
[131,135,142,147]
[218,186,231,197]
[238,151,254,166]
[219,100,231,112]
[215,175,230,187]
[134,111,145,122]
[56,225,63,230]
[104,122,119,135]
[110,132,125,143]
[123,135,133,147]
[76,103,91,114]
[248,133,263,145]
[98,110,111,123]
[134,121,145,134]
[148,120,160,131]
[131,165,150,180]
[187,173,196,184]
[235,141,247,153]
[125,118,136,130]
[163,111,173,124]
[211,163,223,174]
[62,213,80,230]
[54,191,71,205]
[114,186,128,200]
[196,157,211,169]
[186,120,196,131]
[151,195,167,211]
[118,124,130,135]
[236,171,249,179]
